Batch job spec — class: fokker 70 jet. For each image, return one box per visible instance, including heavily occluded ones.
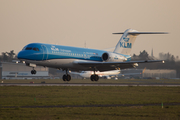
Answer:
[17,29,167,81]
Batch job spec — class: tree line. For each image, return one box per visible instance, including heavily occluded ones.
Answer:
[0,49,179,64]
[0,50,17,62]
[132,50,180,77]
[1,50,180,77]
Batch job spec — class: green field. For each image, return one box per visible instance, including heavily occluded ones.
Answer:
[0,85,180,120]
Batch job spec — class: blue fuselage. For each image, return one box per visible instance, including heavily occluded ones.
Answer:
[18,43,108,61]
[18,43,131,61]
[17,43,131,71]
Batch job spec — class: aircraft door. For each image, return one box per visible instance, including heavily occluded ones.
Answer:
[41,45,48,60]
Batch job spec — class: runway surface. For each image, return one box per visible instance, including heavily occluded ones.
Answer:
[1,102,180,108]
[1,83,180,86]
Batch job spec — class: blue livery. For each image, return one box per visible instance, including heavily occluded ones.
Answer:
[17,29,166,81]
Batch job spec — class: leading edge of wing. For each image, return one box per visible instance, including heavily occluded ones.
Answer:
[74,60,165,66]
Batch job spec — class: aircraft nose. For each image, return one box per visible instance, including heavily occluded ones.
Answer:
[17,51,30,60]
[17,51,24,59]
[17,50,43,60]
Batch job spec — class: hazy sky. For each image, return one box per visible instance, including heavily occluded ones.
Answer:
[0,0,180,57]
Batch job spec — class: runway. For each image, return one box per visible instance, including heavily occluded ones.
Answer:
[1,83,180,86]
[1,102,180,108]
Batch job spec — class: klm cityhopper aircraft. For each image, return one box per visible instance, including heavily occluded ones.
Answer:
[17,29,167,81]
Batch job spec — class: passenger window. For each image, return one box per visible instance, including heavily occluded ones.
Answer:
[25,47,32,50]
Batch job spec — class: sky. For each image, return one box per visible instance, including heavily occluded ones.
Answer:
[0,0,180,58]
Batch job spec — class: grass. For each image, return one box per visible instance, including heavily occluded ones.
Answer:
[0,86,180,119]
[1,106,180,120]
[1,86,180,106]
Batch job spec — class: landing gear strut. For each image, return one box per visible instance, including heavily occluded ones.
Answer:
[31,68,36,74]
[90,69,99,81]
[62,69,71,81]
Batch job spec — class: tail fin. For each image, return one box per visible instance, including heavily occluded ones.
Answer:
[113,29,168,55]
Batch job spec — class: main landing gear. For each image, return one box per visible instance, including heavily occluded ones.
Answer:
[90,70,99,81]
[90,74,99,81]
[62,70,71,81]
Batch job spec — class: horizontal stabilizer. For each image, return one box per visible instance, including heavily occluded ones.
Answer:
[113,29,168,55]
[113,32,168,35]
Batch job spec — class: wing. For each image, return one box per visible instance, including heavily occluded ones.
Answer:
[74,60,164,71]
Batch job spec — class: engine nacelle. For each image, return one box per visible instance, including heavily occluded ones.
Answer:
[101,52,127,62]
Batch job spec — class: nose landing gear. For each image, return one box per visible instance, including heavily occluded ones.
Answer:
[31,68,37,74]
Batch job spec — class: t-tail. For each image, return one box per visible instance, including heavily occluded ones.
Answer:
[113,29,168,55]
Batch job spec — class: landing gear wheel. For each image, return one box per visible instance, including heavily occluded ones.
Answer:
[63,75,67,81]
[91,75,99,81]
[90,75,95,81]
[94,75,99,81]
[31,70,33,74]
[62,74,71,81]
[67,74,71,81]
[31,70,37,74]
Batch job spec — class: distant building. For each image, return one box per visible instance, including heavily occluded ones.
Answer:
[151,48,153,57]
[118,69,177,79]
[118,69,143,79]
[143,69,176,79]
[0,62,49,79]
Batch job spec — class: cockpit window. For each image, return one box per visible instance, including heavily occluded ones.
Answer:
[33,48,40,51]
[33,48,37,51]
[22,47,26,50]
[25,47,32,50]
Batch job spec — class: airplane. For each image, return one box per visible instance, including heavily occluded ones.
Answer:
[17,29,167,81]
[70,70,121,79]
[70,67,146,79]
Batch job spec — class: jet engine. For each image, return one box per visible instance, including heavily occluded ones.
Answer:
[101,52,127,62]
